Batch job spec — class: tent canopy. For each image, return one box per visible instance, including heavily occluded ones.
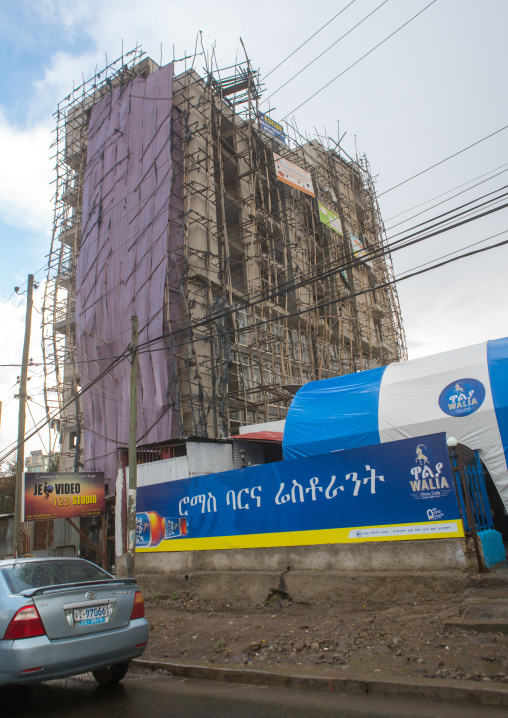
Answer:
[283,337,508,509]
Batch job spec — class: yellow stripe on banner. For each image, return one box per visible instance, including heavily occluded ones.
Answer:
[136,521,465,553]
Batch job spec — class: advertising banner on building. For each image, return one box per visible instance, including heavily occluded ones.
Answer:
[259,113,286,143]
[23,472,105,522]
[350,233,373,267]
[136,433,464,553]
[318,203,343,235]
[273,153,315,196]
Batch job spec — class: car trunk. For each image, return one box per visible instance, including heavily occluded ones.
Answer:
[30,581,136,640]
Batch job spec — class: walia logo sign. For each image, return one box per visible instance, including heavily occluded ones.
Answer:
[438,378,486,418]
[409,442,453,500]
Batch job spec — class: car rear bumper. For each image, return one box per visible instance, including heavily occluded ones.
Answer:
[0,618,148,686]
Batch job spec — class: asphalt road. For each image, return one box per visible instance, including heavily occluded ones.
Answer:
[1,670,506,718]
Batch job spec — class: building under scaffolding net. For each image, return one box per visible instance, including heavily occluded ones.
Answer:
[42,45,407,486]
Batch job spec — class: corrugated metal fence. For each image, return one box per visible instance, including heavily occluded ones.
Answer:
[0,514,79,559]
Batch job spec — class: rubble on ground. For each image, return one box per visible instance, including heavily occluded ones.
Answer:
[142,583,508,681]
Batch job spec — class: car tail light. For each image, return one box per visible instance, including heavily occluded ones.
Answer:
[130,591,145,620]
[3,605,46,640]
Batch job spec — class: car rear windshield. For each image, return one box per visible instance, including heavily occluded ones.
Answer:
[1,560,112,594]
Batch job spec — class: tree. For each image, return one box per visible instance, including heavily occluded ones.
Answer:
[49,455,60,473]
[0,461,16,514]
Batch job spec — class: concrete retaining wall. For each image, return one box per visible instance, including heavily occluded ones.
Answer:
[135,538,469,607]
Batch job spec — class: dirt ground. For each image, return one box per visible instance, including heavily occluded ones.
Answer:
[142,577,508,684]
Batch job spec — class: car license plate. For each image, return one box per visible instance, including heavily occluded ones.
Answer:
[74,604,112,626]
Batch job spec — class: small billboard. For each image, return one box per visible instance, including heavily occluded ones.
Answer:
[318,203,343,235]
[350,233,373,267]
[259,113,286,143]
[273,153,315,196]
[23,472,105,522]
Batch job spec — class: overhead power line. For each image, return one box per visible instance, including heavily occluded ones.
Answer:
[282,0,438,120]
[2,222,507,468]
[385,160,508,221]
[8,185,507,461]
[31,179,508,387]
[139,227,508,364]
[386,185,508,240]
[379,124,508,197]
[35,182,508,378]
[385,165,508,230]
[133,194,508,355]
[263,0,389,103]
[298,235,508,324]
[34,177,500,377]
[264,0,359,79]
[0,349,129,466]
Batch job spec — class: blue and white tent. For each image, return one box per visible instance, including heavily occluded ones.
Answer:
[283,337,508,510]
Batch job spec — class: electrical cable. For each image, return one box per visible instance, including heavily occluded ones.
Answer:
[139,226,508,361]
[27,53,508,456]
[264,0,359,79]
[0,349,130,465]
[385,186,508,241]
[2,224,506,467]
[379,124,508,197]
[10,227,508,458]
[397,228,508,274]
[36,184,508,374]
[263,0,389,103]
[282,0,438,120]
[43,54,506,338]
[78,170,508,360]
[0,364,43,368]
[385,166,508,230]
[200,235,508,350]
[27,172,508,399]
[384,161,508,221]
[0,291,17,311]
[26,401,49,456]
[132,197,508,355]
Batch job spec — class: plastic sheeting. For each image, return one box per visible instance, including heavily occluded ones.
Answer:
[76,63,182,482]
[283,338,508,510]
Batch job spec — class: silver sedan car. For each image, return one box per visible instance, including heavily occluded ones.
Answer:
[0,557,149,686]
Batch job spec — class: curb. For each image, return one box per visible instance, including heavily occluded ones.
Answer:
[132,658,508,707]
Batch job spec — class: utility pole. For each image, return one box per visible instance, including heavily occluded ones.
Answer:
[126,316,138,577]
[14,274,34,558]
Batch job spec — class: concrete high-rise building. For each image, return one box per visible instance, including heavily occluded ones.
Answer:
[25,450,50,474]
[42,48,406,488]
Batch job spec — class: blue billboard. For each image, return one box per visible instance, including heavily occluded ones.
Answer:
[258,112,286,143]
[136,433,464,553]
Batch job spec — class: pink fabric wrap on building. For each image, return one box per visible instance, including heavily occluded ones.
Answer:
[75,63,182,484]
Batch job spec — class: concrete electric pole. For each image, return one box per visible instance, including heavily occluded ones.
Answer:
[14,274,34,558]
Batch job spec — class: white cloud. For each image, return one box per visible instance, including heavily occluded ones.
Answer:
[0,110,53,233]
[23,0,93,36]
[0,0,274,233]
[402,268,507,360]
[2,0,508,372]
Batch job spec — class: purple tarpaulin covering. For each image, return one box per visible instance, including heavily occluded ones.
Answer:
[76,63,181,483]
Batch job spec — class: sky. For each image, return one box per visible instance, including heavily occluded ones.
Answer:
[0,0,507,464]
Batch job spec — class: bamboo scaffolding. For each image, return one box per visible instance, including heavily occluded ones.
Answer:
[43,44,406,471]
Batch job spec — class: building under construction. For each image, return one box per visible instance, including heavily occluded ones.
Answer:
[42,46,406,486]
